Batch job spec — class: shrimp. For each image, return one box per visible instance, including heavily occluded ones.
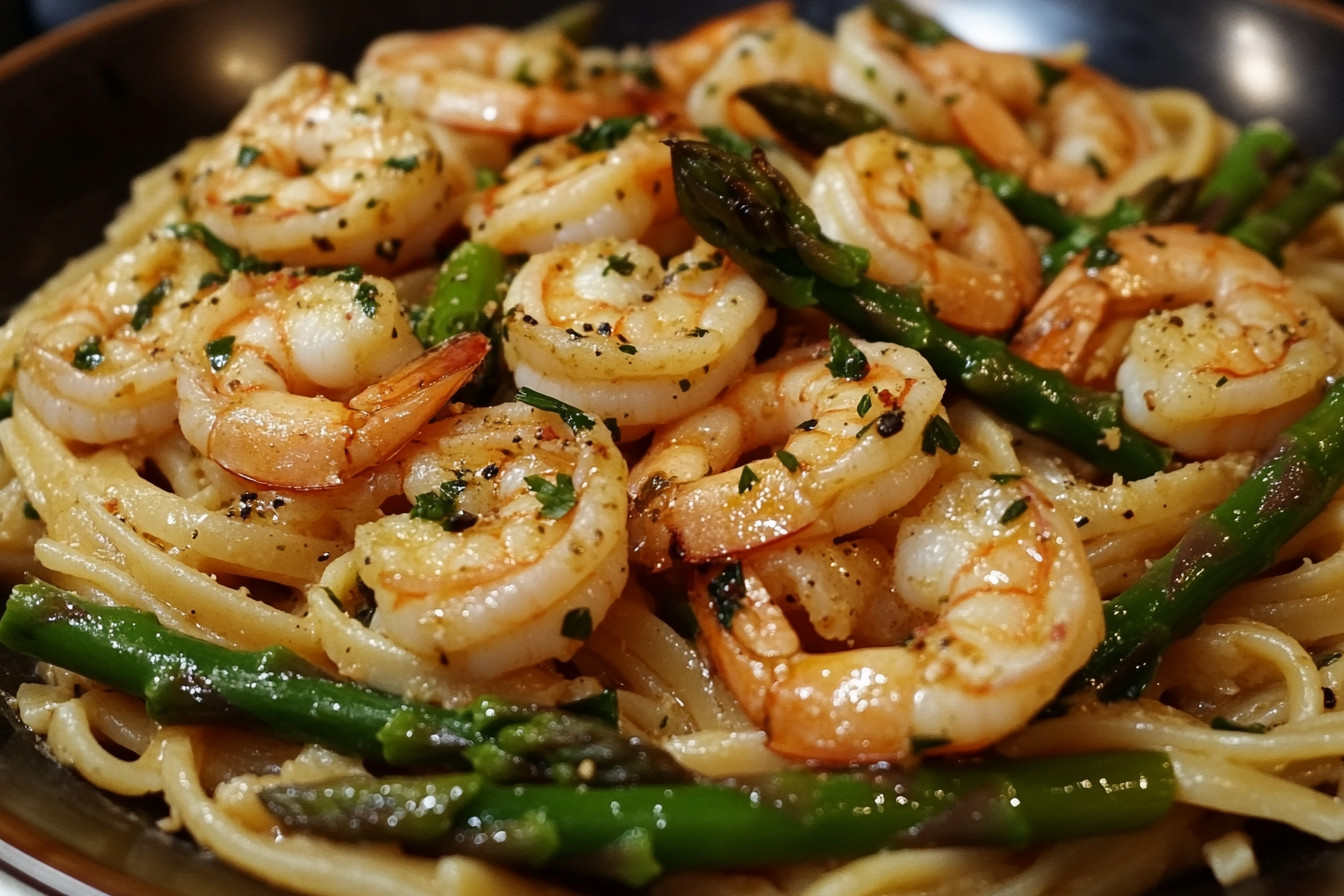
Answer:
[356,25,639,139]
[185,64,474,274]
[628,338,946,571]
[357,401,629,679]
[15,227,218,444]
[649,1,795,101]
[1011,224,1344,457]
[681,17,834,141]
[690,474,1103,764]
[463,123,693,257]
[808,131,1040,334]
[174,268,487,489]
[832,8,1155,209]
[500,237,775,435]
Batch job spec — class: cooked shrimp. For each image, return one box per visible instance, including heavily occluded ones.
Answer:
[681,17,834,140]
[463,123,693,257]
[500,237,775,435]
[357,401,629,678]
[174,268,487,489]
[16,227,218,444]
[808,131,1039,334]
[186,64,473,274]
[691,474,1103,764]
[907,42,1155,210]
[356,25,638,139]
[1012,224,1344,457]
[649,1,794,101]
[628,338,946,571]
[828,8,954,140]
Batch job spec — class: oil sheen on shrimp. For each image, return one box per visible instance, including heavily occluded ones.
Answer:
[691,474,1103,764]
[463,124,692,257]
[500,237,775,434]
[186,64,474,274]
[356,24,639,139]
[175,268,487,489]
[16,227,218,444]
[808,131,1040,334]
[628,338,946,571]
[358,401,629,678]
[1011,224,1344,457]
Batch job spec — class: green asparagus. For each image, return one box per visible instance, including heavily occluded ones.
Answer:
[259,751,1176,886]
[1070,378,1344,701]
[1186,122,1297,233]
[1229,137,1344,262]
[670,138,1172,479]
[0,581,686,786]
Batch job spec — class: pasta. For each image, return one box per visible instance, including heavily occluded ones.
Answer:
[5,2,1344,894]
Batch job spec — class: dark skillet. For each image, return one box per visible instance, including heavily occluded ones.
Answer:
[2,0,1344,893]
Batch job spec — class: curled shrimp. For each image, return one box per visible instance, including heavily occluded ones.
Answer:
[174,268,487,489]
[500,237,775,435]
[186,64,474,274]
[1011,224,1344,457]
[463,123,692,257]
[628,338,946,571]
[16,228,218,444]
[691,474,1103,764]
[808,131,1039,334]
[357,401,629,678]
[356,25,639,139]
[649,1,795,102]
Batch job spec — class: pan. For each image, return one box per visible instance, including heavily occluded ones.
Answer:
[2,0,1344,893]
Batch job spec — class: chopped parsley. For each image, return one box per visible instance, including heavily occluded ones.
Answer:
[1032,58,1070,104]
[561,607,594,641]
[206,335,235,372]
[825,324,869,380]
[130,277,171,331]
[776,449,799,472]
[707,561,746,629]
[236,144,263,168]
[383,155,420,172]
[72,336,104,371]
[921,416,960,455]
[738,465,759,493]
[410,479,469,529]
[526,473,578,519]
[602,252,636,276]
[515,387,595,432]
[1000,497,1029,525]
[353,281,380,318]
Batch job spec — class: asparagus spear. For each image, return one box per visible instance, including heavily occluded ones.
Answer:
[868,0,953,45]
[1070,379,1344,701]
[1186,122,1297,232]
[670,138,1172,479]
[259,751,1176,886]
[0,581,686,786]
[1229,137,1344,262]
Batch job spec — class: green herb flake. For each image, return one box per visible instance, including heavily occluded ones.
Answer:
[618,344,638,355]
[0,390,13,421]
[526,472,578,519]
[1215,375,1229,387]
[1032,58,1070,104]
[515,387,595,432]
[825,324,869,381]
[707,562,746,629]
[1314,651,1342,669]
[776,449,799,472]
[1210,716,1268,734]
[21,501,39,521]
[353,281,380,318]
[1084,241,1122,270]
[910,734,952,754]
[856,392,873,418]
[334,265,364,283]
[130,277,171,331]
[990,472,1024,484]
[603,417,622,442]
[475,166,504,189]
[907,197,923,219]
[383,155,421,172]
[602,253,636,276]
[568,115,646,153]
[1000,497,1029,525]
[410,479,468,528]
[1085,152,1109,179]
[206,335,236,372]
[921,416,961,455]
[738,465,759,494]
[236,145,263,168]
[561,607,594,641]
[71,336,104,371]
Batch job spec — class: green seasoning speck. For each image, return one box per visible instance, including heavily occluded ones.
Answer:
[237,145,263,168]
[526,473,578,519]
[354,281,380,318]
[131,277,171,331]
[383,155,420,172]
[1085,241,1122,270]
[921,416,960,455]
[856,392,873,418]
[618,344,638,355]
[738,465,759,493]
[335,265,364,283]
[603,417,622,442]
[72,336,104,371]
[776,449,799,472]
[1000,497,1029,525]
[825,324,869,380]
[21,501,39,521]
[602,253,636,276]
[1032,58,1070,104]
[515,387,595,432]
[1210,716,1268,734]
[561,607,594,641]
[707,562,746,629]
[206,336,236,372]
[410,479,468,529]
